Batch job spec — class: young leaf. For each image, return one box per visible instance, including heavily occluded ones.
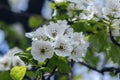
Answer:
[10,66,27,80]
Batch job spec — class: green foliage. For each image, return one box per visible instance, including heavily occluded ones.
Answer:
[0,22,29,49]
[0,71,12,80]
[90,31,109,52]
[84,50,100,67]
[51,2,69,20]
[15,52,33,65]
[1,1,120,80]
[107,44,120,64]
[73,75,82,80]
[10,66,27,80]
[29,15,44,28]
[26,71,36,79]
[47,55,69,73]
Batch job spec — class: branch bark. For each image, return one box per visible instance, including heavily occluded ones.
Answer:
[79,61,120,75]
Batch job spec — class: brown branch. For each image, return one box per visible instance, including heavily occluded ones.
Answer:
[79,61,120,75]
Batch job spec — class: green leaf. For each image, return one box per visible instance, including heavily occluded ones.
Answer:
[26,47,31,51]
[56,56,69,73]
[47,55,69,73]
[39,67,52,73]
[71,20,91,33]
[107,44,120,64]
[90,31,109,52]
[10,66,27,80]
[50,2,56,9]
[84,50,100,67]
[26,71,36,79]
[0,71,12,80]
[73,75,82,80]
[15,52,33,64]
[36,69,42,79]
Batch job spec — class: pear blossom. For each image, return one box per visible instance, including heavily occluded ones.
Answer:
[6,47,22,57]
[102,0,120,18]
[26,20,89,62]
[69,44,85,62]
[54,36,72,57]
[44,20,69,39]
[31,40,54,62]
[69,32,89,62]
[0,55,11,71]
[25,27,47,41]
[111,19,120,36]
[12,56,26,66]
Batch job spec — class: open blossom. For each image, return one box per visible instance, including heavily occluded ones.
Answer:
[25,27,47,41]
[6,47,22,57]
[102,0,120,18]
[79,5,97,20]
[44,20,69,40]
[69,44,85,62]
[54,36,73,57]
[12,56,26,66]
[31,40,54,62]
[0,55,11,71]
[26,20,89,62]
[69,32,89,62]
[111,19,120,36]
[0,47,32,71]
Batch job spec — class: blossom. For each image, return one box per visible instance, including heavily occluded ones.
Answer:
[69,44,85,62]
[31,40,54,62]
[102,0,120,18]
[0,55,11,71]
[69,32,89,62]
[111,19,120,36]
[25,27,47,41]
[6,47,22,57]
[79,6,96,20]
[25,20,89,62]
[12,56,26,66]
[54,36,72,57]
[64,27,74,38]
[44,20,69,40]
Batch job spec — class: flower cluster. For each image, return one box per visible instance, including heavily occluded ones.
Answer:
[64,0,120,36]
[66,0,120,19]
[0,47,31,71]
[26,20,89,62]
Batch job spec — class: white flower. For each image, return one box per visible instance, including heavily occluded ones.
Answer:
[44,20,69,40]
[6,47,22,57]
[69,45,85,62]
[54,36,72,57]
[25,27,47,41]
[64,27,74,38]
[12,56,26,66]
[0,55,11,71]
[79,6,95,20]
[111,19,120,36]
[31,40,54,62]
[69,32,89,62]
[102,0,120,18]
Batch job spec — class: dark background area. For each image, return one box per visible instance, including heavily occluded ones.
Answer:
[0,0,45,32]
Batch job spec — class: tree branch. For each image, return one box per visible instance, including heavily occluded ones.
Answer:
[79,61,103,74]
[79,61,120,75]
[109,28,120,47]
